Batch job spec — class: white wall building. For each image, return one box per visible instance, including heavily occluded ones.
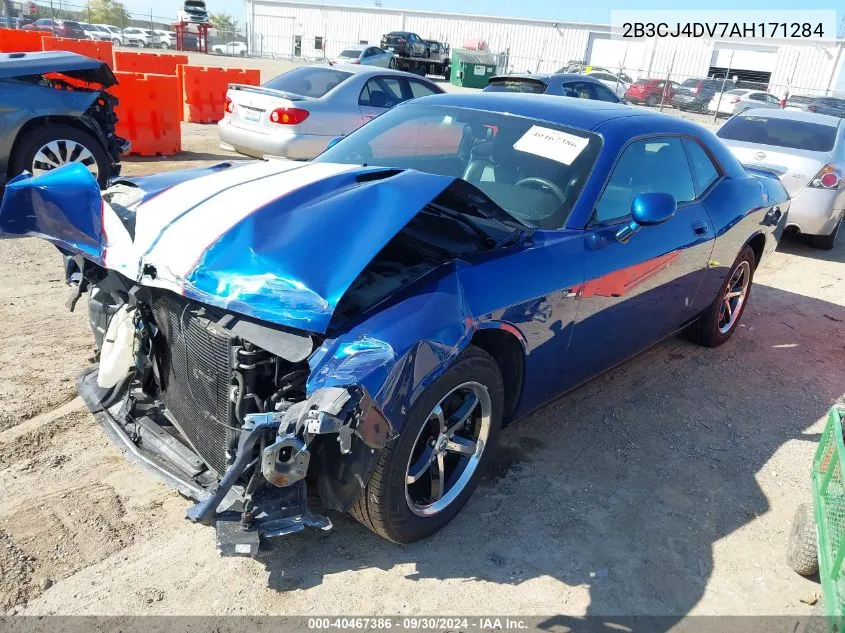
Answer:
[246,0,845,95]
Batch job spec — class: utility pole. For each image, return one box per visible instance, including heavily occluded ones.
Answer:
[659,47,678,113]
[712,49,735,124]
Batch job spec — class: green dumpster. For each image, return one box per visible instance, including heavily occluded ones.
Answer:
[450,49,497,89]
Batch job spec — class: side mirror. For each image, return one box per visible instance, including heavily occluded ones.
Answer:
[326,136,343,149]
[616,192,677,243]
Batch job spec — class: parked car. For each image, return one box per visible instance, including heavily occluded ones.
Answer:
[484,73,622,103]
[380,31,429,58]
[121,27,157,48]
[80,23,111,41]
[708,89,781,116]
[154,29,176,49]
[624,79,679,106]
[180,0,209,23]
[0,51,128,189]
[585,71,631,98]
[783,95,815,111]
[211,40,248,56]
[331,45,393,67]
[673,77,736,112]
[801,97,845,118]
[0,92,786,555]
[22,18,86,39]
[717,108,843,250]
[95,24,124,46]
[219,64,444,160]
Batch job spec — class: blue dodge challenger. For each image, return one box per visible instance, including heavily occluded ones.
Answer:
[0,93,788,554]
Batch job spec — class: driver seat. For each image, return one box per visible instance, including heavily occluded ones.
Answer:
[462,139,518,184]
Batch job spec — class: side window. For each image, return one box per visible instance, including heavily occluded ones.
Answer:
[593,84,619,102]
[561,81,594,99]
[765,94,780,105]
[749,93,765,101]
[594,137,695,223]
[682,138,720,196]
[358,77,402,108]
[408,79,439,99]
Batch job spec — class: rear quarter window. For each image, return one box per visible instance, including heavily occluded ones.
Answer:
[483,79,547,94]
[717,116,837,152]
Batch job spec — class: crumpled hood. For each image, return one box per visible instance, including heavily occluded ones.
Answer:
[0,51,118,87]
[0,160,456,333]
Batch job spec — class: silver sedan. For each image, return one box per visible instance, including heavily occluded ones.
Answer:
[717,108,844,250]
[331,45,394,68]
[218,64,444,161]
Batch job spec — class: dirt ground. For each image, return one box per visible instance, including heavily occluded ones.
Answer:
[0,97,843,619]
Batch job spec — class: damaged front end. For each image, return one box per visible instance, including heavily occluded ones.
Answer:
[2,158,527,554]
[76,274,391,557]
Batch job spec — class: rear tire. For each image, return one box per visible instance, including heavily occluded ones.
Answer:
[350,345,504,543]
[808,219,841,251]
[647,94,658,107]
[787,502,819,576]
[687,245,756,347]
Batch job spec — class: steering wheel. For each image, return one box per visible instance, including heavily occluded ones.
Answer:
[515,177,568,205]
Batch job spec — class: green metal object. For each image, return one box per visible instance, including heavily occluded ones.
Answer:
[450,49,497,88]
[812,405,845,626]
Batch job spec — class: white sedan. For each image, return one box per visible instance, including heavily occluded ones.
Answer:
[585,70,631,98]
[708,89,781,116]
[213,41,248,56]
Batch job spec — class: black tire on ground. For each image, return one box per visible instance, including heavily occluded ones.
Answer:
[350,345,504,543]
[787,502,819,576]
[647,94,658,107]
[444,64,450,80]
[137,41,146,48]
[160,42,169,49]
[10,123,110,188]
[808,219,841,251]
[112,38,120,46]
[686,245,756,348]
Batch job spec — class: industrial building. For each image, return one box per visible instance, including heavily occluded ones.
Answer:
[245,0,845,95]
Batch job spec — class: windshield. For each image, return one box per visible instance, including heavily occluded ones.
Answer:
[484,78,547,94]
[264,67,352,98]
[316,103,602,229]
[717,115,837,152]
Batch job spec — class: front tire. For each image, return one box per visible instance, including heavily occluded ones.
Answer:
[10,124,110,188]
[687,245,756,347]
[351,345,504,543]
[647,94,658,107]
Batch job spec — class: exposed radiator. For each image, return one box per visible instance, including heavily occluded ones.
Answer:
[151,292,232,476]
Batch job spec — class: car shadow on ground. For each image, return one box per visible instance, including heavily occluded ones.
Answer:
[255,284,843,620]
[123,151,238,164]
[777,229,844,264]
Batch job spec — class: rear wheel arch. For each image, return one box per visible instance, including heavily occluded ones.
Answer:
[470,326,526,423]
[746,232,766,268]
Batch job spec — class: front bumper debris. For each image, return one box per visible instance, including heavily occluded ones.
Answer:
[76,366,389,557]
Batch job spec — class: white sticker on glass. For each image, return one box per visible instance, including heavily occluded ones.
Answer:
[513,125,589,165]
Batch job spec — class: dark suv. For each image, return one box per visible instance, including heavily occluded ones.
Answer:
[673,77,736,112]
[380,31,430,58]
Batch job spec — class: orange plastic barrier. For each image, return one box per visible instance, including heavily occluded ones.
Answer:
[182,66,260,123]
[0,28,50,52]
[113,51,188,76]
[41,37,113,67]
[111,72,181,156]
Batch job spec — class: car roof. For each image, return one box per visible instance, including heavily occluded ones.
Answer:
[313,63,429,79]
[410,91,695,132]
[340,45,367,51]
[736,107,842,126]
[489,73,610,86]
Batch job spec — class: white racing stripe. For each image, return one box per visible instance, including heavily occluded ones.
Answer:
[144,162,357,283]
[132,159,302,256]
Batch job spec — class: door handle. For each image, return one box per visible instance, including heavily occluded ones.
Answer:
[692,220,709,236]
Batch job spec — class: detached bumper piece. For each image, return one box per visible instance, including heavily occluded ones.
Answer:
[77,367,389,557]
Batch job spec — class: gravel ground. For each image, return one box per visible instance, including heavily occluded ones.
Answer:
[0,77,843,618]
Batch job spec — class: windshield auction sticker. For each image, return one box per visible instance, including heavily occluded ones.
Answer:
[513,126,589,165]
[611,10,836,41]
